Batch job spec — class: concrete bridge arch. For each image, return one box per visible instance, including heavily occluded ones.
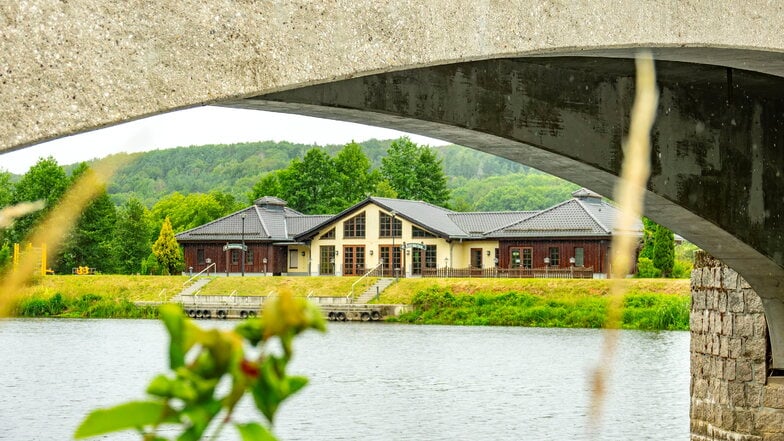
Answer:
[5,2,784,439]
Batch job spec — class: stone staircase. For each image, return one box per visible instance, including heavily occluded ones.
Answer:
[354,278,396,304]
[172,278,212,302]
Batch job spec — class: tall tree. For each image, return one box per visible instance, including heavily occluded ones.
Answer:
[381,137,450,205]
[9,157,68,243]
[652,224,675,277]
[248,171,285,204]
[334,141,379,206]
[152,217,184,275]
[113,197,153,274]
[0,171,12,208]
[56,163,118,273]
[151,192,229,233]
[278,148,341,213]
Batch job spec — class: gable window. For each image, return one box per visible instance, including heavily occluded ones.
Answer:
[379,213,402,238]
[548,247,560,266]
[344,213,366,238]
[321,228,335,240]
[412,226,436,238]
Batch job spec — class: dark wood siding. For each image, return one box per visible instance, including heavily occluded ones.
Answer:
[498,238,610,275]
[182,242,289,275]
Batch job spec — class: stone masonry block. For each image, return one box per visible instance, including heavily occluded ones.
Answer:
[754,315,768,338]
[747,290,765,313]
[726,359,737,381]
[721,336,730,358]
[757,409,784,433]
[691,313,702,333]
[719,291,729,313]
[735,409,754,433]
[723,315,734,336]
[741,277,752,289]
[713,267,723,288]
[748,383,765,407]
[723,267,739,291]
[736,315,755,338]
[738,361,754,382]
[694,290,707,310]
[729,290,746,313]
[694,378,709,399]
[730,337,744,358]
[764,384,784,409]
[729,382,746,406]
[753,362,768,384]
[745,338,768,363]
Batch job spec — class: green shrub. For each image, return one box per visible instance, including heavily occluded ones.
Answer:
[636,257,662,278]
[671,259,693,279]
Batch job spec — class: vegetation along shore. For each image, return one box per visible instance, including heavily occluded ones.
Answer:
[8,276,689,331]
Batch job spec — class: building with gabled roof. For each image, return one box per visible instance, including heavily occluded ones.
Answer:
[487,188,642,275]
[176,189,643,278]
[176,197,329,275]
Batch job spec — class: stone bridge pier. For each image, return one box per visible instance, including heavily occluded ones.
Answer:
[692,252,784,440]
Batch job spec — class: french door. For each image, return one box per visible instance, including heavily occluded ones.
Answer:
[343,245,365,276]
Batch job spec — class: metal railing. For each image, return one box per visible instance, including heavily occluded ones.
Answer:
[420,266,595,279]
[348,262,384,303]
[183,262,216,287]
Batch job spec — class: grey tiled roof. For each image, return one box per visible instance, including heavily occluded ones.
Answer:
[487,191,643,238]
[287,214,332,236]
[448,212,535,236]
[370,197,467,238]
[176,203,323,243]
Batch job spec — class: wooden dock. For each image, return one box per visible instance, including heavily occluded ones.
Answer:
[138,295,411,322]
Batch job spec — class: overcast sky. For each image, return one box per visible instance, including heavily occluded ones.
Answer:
[0,106,449,174]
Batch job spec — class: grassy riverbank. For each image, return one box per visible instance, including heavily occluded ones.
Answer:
[7,275,690,330]
[383,279,690,331]
[8,275,186,318]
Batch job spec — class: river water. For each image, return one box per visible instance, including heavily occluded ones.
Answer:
[0,319,689,440]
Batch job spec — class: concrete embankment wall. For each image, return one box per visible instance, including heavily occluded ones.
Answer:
[691,252,784,440]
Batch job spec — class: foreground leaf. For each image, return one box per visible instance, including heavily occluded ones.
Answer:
[74,401,170,438]
[236,422,278,441]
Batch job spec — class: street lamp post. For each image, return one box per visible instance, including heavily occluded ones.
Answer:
[544,257,550,278]
[390,210,397,278]
[241,213,246,277]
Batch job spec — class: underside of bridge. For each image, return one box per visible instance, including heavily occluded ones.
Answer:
[222,54,784,369]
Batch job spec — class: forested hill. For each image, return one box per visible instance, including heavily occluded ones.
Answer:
[103,139,577,211]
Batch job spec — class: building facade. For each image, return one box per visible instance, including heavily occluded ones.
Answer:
[176,189,641,278]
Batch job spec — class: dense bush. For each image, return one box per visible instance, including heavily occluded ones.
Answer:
[636,257,662,278]
[15,292,158,318]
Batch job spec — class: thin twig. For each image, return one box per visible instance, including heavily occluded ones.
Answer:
[589,52,659,434]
